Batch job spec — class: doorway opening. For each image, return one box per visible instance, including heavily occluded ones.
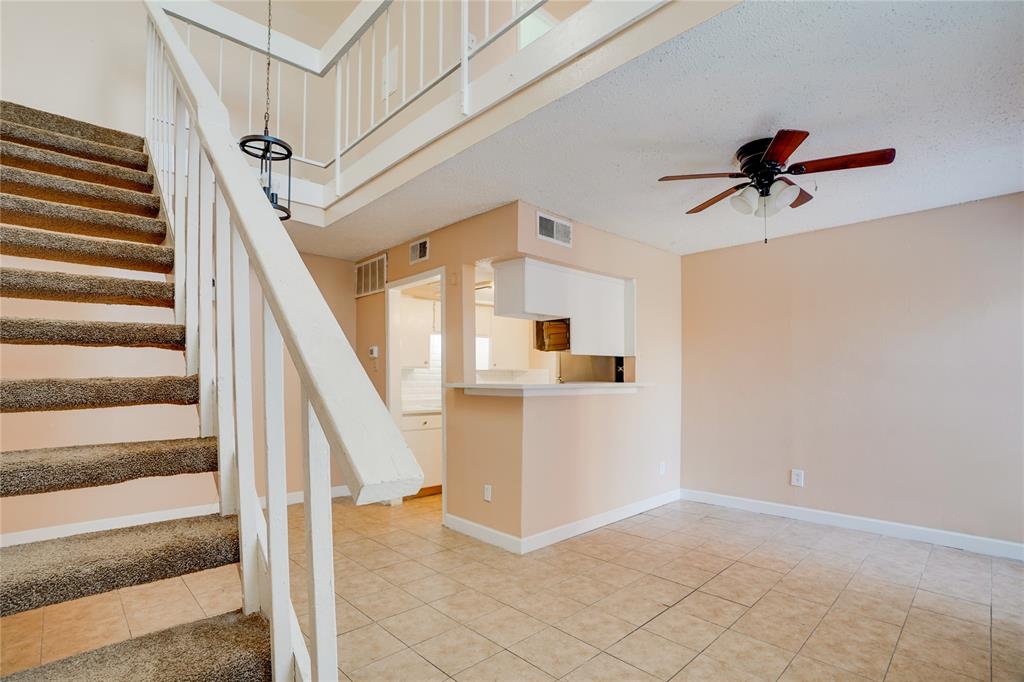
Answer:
[386,269,445,510]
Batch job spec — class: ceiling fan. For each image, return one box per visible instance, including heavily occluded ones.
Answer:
[659,130,895,216]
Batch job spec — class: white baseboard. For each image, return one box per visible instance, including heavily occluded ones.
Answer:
[680,489,1024,561]
[444,488,683,555]
[0,485,353,547]
[520,488,684,553]
[443,513,525,553]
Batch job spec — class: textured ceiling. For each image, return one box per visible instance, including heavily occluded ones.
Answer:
[289,1,1024,260]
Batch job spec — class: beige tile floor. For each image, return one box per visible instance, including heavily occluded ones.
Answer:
[2,494,1022,681]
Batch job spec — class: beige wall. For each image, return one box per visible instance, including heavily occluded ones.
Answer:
[355,201,683,538]
[0,252,358,535]
[516,203,683,536]
[1,1,148,135]
[681,193,1024,543]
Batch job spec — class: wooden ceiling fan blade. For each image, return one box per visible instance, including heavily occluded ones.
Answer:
[776,177,813,208]
[762,129,810,166]
[686,182,750,214]
[787,148,896,175]
[659,172,746,181]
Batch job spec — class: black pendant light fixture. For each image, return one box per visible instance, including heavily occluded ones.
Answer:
[239,0,292,221]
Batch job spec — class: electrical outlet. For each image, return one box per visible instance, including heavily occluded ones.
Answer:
[790,469,805,487]
[659,461,666,475]
[483,484,492,502]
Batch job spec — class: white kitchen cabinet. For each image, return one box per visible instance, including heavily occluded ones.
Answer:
[401,414,441,488]
[399,296,434,368]
[493,257,635,357]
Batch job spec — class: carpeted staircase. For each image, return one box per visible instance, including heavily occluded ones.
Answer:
[0,101,271,680]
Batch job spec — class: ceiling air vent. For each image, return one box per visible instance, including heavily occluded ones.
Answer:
[355,254,387,297]
[537,211,572,247]
[409,238,430,264]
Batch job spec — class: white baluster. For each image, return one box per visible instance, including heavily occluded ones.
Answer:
[301,72,308,159]
[248,51,253,133]
[402,0,407,103]
[231,228,260,614]
[385,7,391,117]
[335,61,341,197]
[172,93,188,324]
[357,37,363,136]
[262,301,293,681]
[301,396,338,678]
[198,152,217,437]
[214,185,238,515]
[370,23,376,127]
[461,0,469,115]
[344,54,351,148]
[184,127,201,374]
[419,1,425,90]
[218,37,224,97]
[145,22,153,144]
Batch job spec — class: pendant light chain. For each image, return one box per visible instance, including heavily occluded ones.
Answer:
[263,0,272,134]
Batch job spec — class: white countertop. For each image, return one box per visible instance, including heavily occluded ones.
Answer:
[446,382,645,397]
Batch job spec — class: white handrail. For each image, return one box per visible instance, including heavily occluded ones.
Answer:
[144,0,423,676]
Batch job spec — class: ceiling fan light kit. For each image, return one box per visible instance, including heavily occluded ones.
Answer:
[659,129,895,219]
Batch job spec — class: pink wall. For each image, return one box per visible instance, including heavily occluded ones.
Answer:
[355,202,683,538]
[681,193,1024,543]
[516,203,683,537]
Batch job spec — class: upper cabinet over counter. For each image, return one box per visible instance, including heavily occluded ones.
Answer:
[493,258,636,357]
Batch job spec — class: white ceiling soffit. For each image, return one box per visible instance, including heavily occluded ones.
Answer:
[287,1,1024,260]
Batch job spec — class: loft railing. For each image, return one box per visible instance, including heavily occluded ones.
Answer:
[144,1,424,678]
[160,0,570,194]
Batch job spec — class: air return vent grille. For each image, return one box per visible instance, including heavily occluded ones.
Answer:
[355,254,387,297]
[537,212,572,247]
[409,238,430,264]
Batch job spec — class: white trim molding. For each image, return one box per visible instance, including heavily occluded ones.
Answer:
[680,489,1024,561]
[444,488,682,555]
[0,486,352,548]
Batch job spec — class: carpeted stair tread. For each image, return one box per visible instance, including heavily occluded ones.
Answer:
[2,101,145,152]
[0,194,165,243]
[0,317,185,349]
[1,166,160,217]
[1,436,218,497]
[0,375,198,412]
[1,140,154,193]
[4,610,270,682]
[0,267,174,307]
[0,119,148,171]
[1,224,173,272]
[0,514,239,616]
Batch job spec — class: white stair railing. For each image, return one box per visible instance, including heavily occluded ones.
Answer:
[144,2,424,679]
[160,0,558,189]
